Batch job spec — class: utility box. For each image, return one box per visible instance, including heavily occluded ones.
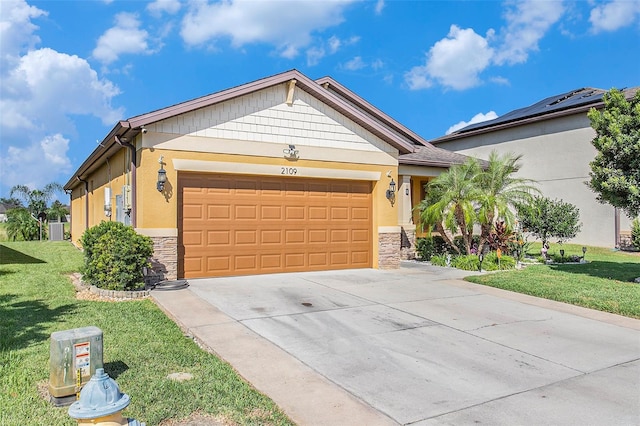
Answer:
[49,326,103,406]
[49,222,64,241]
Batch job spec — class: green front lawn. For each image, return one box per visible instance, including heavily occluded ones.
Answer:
[467,243,640,318]
[0,241,293,425]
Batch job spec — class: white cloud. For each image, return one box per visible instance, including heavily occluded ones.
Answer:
[446,111,498,135]
[589,0,640,33]
[147,0,182,16]
[493,0,565,65]
[405,25,494,91]
[0,134,72,190]
[328,35,341,53]
[93,12,156,64]
[0,0,46,72]
[490,76,510,86]
[180,0,355,58]
[375,0,385,15]
[372,58,384,70]
[1,48,123,134]
[344,56,366,70]
[306,34,358,66]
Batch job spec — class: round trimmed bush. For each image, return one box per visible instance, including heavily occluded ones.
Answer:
[80,221,153,290]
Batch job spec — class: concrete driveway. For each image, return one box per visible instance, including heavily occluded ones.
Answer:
[152,264,640,425]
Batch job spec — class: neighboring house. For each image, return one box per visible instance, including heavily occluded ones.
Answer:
[0,204,7,222]
[431,87,639,248]
[64,69,472,281]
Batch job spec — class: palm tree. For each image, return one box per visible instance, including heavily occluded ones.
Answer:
[417,158,482,254]
[10,183,63,217]
[474,152,539,253]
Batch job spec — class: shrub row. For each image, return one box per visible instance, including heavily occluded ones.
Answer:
[430,252,516,271]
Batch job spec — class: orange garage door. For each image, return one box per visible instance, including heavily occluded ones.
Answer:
[178,173,372,278]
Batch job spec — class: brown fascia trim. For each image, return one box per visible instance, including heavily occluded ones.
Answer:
[316,76,429,148]
[430,102,605,145]
[125,69,415,154]
[399,158,454,168]
[64,121,139,191]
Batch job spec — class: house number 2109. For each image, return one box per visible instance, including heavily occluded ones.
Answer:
[281,167,298,175]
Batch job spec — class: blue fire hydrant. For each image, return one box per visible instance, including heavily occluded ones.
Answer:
[68,368,144,425]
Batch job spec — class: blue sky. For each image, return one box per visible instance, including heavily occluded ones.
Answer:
[1,0,639,200]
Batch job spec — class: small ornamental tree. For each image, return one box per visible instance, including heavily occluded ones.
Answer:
[517,196,582,247]
[587,88,640,218]
[80,221,153,291]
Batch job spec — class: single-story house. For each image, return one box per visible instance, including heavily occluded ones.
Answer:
[431,87,639,249]
[64,69,472,281]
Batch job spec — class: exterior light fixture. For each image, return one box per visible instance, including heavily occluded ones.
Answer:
[478,252,484,272]
[283,144,299,159]
[157,156,167,192]
[582,246,587,260]
[560,248,565,261]
[386,178,396,206]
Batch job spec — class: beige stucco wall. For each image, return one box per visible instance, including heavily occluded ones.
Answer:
[434,114,632,247]
[70,148,131,243]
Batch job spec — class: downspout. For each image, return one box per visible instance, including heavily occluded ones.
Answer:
[76,176,89,230]
[115,134,137,228]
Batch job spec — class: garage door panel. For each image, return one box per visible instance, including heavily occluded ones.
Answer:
[330,229,349,243]
[261,205,283,220]
[260,230,282,244]
[285,229,306,244]
[182,231,203,246]
[331,207,349,220]
[352,207,370,220]
[180,173,372,278]
[260,254,282,269]
[330,252,349,265]
[208,205,230,219]
[308,206,328,220]
[352,229,370,243]
[235,205,257,219]
[309,229,328,243]
[235,256,258,271]
[285,253,305,268]
[284,206,306,220]
[208,230,230,245]
[183,204,204,219]
[351,251,371,265]
[207,256,230,272]
[235,230,257,245]
[309,252,328,267]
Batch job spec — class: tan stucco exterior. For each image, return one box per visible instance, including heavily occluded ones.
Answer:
[65,71,454,279]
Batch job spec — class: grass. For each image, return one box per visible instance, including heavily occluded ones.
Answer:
[466,243,640,318]
[0,241,293,426]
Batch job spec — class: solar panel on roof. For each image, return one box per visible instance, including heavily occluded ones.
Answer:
[456,87,607,133]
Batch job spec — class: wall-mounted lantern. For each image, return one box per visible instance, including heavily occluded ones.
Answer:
[386,178,396,206]
[157,156,167,192]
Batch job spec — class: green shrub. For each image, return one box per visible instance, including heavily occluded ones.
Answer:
[482,251,516,271]
[416,236,449,260]
[451,254,480,271]
[430,253,448,267]
[80,221,153,290]
[632,218,640,250]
